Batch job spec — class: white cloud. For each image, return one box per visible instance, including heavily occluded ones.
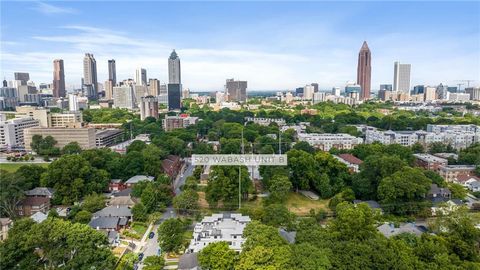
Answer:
[34,2,78,15]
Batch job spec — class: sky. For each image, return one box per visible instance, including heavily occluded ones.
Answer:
[1,1,479,92]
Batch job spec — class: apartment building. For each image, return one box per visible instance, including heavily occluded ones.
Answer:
[50,112,83,127]
[188,213,251,253]
[298,133,363,151]
[413,154,448,171]
[95,129,124,147]
[438,165,477,182]
[244,117,286,126]
[162,115,199,131]
[0,117,40,148]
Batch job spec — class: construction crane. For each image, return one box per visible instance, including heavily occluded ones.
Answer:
[454,80,477,91]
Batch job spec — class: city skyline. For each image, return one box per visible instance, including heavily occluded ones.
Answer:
[1,1,479,91]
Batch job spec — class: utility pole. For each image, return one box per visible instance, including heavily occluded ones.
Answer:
[239,128,244,210]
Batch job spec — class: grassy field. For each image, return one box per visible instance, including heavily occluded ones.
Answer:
[131,222,148,236]
[0,162,49,172]
[285,192,330,216]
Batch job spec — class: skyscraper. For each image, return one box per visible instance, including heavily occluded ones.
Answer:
[168,50,181,84]
[148,78,160,96]
[225,79,247,102]
[83,53,98,98]
[14,72,29,85]
[168,50,181,110]
[393,61,411,93]
[108,59,116,85]
[113,85,135,109]
[357,41,371,100]
[140,96,159,120]
[135,68,147,86]
[53,59,66,98]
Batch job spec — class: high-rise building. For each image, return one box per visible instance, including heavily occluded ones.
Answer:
[3,79,8,87]
[413,85,425,95]
[311,83,319,93]
[380,84,393,91]
[393,61,411,93]
[83,53,98,98]
[14,73,29,85]
[168,50,182,110]
[140,96,159,120]
[447,86,458,93]
[424,87,436,101]
[168,50,181,84]
[52,59,66,98]
[357,41,371,100]
[0,117,40,148]
[436,83,448,100]
[134,85,148,105]
[148,78,160,96]
[113,85,135,109]
[225,79,247,102]
[168,84,181,110]
[68,94,79,112]
[108,59,116,85]
[182,88,190,99]
[332,87,341,96]
[303,85,315,100]
[465,87,480,101]
[135,68,147,86]
[104,80,114,100]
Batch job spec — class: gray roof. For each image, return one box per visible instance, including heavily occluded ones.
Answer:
[279,228,297,244]
[25,187,55,197]
[428,184,451,197]
[30,212,48,223]
[89,217,120,229]
[178,253,200,270]
[112,188,132,197]
[377,223,427,238]
[353,200,382,210]
[93,206,132,218]
[125,175,154,184]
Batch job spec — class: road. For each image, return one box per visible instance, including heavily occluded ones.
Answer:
[137,159,194,269]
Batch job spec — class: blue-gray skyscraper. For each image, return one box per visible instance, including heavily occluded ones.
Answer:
[168,50,181,110]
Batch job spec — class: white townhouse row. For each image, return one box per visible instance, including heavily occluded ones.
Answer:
[298,133,363,151]
[365,125,480,150]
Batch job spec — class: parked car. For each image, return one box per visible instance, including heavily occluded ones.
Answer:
[149,232,155,239]
[138,253,144,261]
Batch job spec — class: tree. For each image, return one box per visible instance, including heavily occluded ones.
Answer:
[291,243,331,270]
[142,145,168,177]
[41,155,110,204]
[236,245,293,270]
[62,142,82,155]
[0,218,115,269]
[82,192,106,213]
[293,141,315,154]
[74,210,92,224]
[30,135,60,156]
[287,149,316,190]
[173,189,199,215]
[352,155,407,200]
[198,242,237,270]
[15,164,46,190]
[329,202,378,241]
[206,166,252,209]
[127,140,147,153]
[157,218,185,253]
[377,167,431,215]
[0,170,26,218]
[48,208,59,218]
[267,175,292,203]
[448,183,468,199]
[131,202,148,222]
[411,142,425,154]
[143,255,165,270]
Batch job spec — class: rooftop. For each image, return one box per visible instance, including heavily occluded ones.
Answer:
[125,175,154,184]
[93,205,132,218]
[413,153,448,163]
[377,223,427,238]
[337,153,363,165]
[25,187,55,197]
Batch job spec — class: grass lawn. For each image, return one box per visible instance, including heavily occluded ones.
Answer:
[285,192,330,216]
[0,162,49,172]
[131,223,148,236]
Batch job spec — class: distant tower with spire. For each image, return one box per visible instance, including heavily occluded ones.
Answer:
[357,41,371,100]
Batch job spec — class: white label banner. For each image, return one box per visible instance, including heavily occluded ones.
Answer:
[191,154,288,166]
